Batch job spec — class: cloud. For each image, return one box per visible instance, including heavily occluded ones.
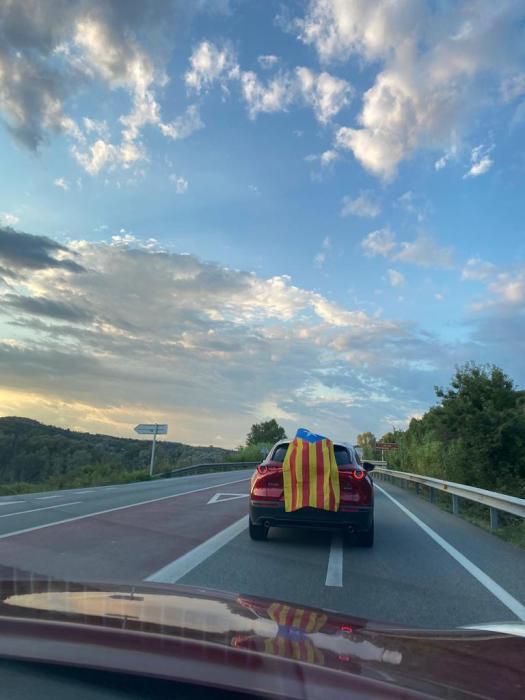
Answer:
[0,227,461,443]
[298,1,525,178]
[501,73,525,102]
[434,293,444,301]
[361,229,453,268]
[461,257,496,281]
[185,40,239,92]
[0,213,19,226]
[341,190,380,218]
[313,236,331,268]
[394,235,453,268]
[0,226,85,273]
[489,273,525,304]
[386,269,405,288]
[0,1,200,174]
[258,55,280,69]
[170,174,189,194]
[185,40,351,124]
[463,144,494,178]
[53,177,69,191]
[361,228,396,257]
[158,105,204,140]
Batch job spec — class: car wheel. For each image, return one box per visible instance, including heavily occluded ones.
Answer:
[356,520,374,548]
[249,520,269,541]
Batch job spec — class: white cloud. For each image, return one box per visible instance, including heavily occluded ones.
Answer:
[313,236,331,268]
[362,230,453,268]
[185,41,239,92]
[83,117,109,139]
[295,67,352,123]
[240,71,295,117]
[170,174,189,194]
[0,212,19,226]
[54,177,69,191]
[387,269,405,288]
[394,235,453,268]
[463,144,494,178]
[258,55,280,69]
[461,257,496,281]
[298,1,524,178]
[320,149,338,166]
[501,73,525,102]
[159,105,204,140]
[341,191,381,218]
[72,139,144,175]
[489,273,525,304]
[361,228,396,257]
[435,293,444,301]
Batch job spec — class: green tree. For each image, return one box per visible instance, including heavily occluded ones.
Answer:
[246,419,287,446]
[356,431,377,459]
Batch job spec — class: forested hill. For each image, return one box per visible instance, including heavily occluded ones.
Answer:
[0,417,230,487]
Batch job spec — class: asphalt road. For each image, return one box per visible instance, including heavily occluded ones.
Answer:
[0,470,524,629]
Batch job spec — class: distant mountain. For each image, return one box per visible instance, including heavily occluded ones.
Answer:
[0,417,230,487]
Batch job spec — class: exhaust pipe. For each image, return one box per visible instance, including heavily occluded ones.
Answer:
[264,520,271,528]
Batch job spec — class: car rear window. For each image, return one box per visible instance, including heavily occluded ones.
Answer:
[271,443,351,466]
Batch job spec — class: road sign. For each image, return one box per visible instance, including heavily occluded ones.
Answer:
[376,442,398,450]
[134,423,168,476]
[134,424,168,435]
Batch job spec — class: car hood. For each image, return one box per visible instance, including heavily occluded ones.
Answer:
[0,574,523,700]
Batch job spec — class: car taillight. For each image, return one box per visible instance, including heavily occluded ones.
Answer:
[257,464,268,475]
[251,467,283,501]
[351,469,365,480]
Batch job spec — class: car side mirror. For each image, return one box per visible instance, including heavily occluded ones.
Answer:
[362,461,375,472]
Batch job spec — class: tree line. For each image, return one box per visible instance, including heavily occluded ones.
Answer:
[358,363,525,497]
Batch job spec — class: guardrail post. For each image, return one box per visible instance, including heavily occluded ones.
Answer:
[490,507,499,530]
[452,494,459,515]
[429,488,434,503]
[415,483,420,496]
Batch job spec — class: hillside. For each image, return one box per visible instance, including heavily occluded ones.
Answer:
[0,417,230,489]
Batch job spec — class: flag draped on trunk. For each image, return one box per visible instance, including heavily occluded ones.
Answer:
[282,428,340,512]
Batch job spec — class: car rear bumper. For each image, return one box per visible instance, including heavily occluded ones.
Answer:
[249,501,373,532]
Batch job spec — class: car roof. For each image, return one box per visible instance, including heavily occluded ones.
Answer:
[272,438,355,453]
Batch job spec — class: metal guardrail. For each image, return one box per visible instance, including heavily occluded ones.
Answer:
[374,466,525,529]
[152,461,258,479]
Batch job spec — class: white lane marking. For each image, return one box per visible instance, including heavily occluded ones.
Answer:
[0,477,250,542]
[0,502,82,519]
[0,501,25,506]
[376,484,525,621]
[325,532,344,587]
[207,492,248,504]
[73,490,95,495]
[36,495,62,500]
[145,515,248,583]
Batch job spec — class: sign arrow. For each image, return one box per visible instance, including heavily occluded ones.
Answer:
[134,424,168,435]
[207,492,249,504]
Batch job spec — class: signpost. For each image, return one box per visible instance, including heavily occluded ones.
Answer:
[134,424,168,476]
[375,442,398,462]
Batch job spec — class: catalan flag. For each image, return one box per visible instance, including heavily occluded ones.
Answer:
[263,602,326,664]
[282,428,340,512]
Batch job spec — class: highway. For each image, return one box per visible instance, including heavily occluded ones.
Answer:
[0,470,524,629]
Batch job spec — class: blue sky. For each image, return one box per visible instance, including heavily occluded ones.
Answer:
[1,0,525,446]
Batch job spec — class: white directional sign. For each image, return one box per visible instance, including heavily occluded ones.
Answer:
[134,424,168,435]
[207,492,249,505]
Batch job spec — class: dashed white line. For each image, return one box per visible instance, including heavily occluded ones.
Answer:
[325,532,344,587]
[376,484,525,621]
[0,502,82,518]
[0,501,25,506]
[36,495,62,500]
[145,515,248,583]
[73,490,95,495]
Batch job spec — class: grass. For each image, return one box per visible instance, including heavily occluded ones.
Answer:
[378,475,525,550]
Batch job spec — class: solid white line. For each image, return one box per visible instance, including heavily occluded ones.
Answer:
[0,502,82,518]
[376,484,525,621]
[0,477,249,541]
[325,532,344,587]
[0,501,25,506]
[145,515,249,583]
[36,495,62,500]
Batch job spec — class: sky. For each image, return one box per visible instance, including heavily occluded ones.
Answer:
[0,0,525,447]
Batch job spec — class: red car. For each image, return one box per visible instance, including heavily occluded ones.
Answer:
[249,439,375,546]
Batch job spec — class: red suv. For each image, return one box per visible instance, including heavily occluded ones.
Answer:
[249,440,375,546]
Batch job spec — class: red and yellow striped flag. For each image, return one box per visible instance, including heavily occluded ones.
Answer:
[282,429,340,512]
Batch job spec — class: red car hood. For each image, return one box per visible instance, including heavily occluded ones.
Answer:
[0,575,523,699]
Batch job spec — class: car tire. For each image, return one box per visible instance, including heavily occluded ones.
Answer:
[356,520,374,548]
[249,521,269,541]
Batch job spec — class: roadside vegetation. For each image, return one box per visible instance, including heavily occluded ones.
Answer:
[359,363,525,547]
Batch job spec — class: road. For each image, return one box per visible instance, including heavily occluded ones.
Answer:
[0,470,524,629]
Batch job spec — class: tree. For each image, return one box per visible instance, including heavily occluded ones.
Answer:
[356,431,377,459]
[246,419,287,446]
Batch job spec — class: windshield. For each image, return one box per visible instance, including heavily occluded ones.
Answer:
[1,0,525,678]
